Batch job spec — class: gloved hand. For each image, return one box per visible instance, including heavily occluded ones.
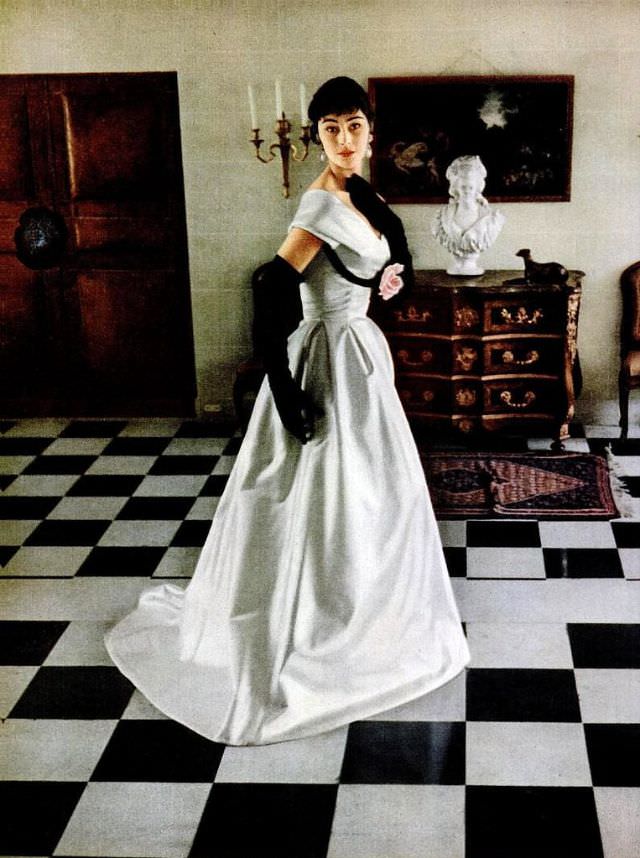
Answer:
[252,255,323,443]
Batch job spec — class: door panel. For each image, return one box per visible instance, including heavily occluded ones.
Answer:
[0,72,195,416]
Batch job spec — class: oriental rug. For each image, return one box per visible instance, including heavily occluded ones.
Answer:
[421,451,619,519]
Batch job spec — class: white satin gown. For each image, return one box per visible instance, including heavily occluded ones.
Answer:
[105,189,470,745]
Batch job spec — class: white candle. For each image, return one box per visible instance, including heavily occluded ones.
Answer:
[299,83,307,124]
[247,84,257,129]
[275,79,283,119]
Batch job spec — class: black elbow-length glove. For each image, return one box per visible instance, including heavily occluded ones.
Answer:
[252,255,322,443]
[345,173,415,296]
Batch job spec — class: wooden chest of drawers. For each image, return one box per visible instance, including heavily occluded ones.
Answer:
[373,269,583,445]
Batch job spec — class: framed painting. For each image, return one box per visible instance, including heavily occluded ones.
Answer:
[368,75,574,203]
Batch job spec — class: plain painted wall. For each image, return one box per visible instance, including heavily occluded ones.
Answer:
[3,0,639,425]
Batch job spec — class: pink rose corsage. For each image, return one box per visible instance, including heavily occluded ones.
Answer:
[378,262,404,300]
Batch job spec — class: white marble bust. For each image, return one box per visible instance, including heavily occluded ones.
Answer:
[431,155,505,276]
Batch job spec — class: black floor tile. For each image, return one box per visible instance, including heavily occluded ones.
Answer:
[23,455,97,474]
[222,437,242,455]
[24,519,111,547]
[444,546,467,577]
[177,421,238,438]
[611,521,640,547]
[340,721,465,784]
[149,455,219,475]
[0,496,60,519]
[0,620,69,665]
[102,436,170,456]
[584,724,640,786]
[200,475,229,496]
[466,786,603,858]
[77,546,167,576]
[10,666,134,718]
[0,437,53,455]
[171,520,211,547]
[67,474,145,496]
[0,475,14,491]
[543,548,624,578]
[0,781,85,856]
[466,669,581,722]
[467,520,541,547]
[0,546,18,566]
[60,420,128,437]
[0,420,17,433]
[91,720,225,782]
[116,496,195,520]
[568,623,640,668]
[189,783,338,858]
[619,476,640,497]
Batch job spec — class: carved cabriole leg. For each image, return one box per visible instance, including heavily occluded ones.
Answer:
[555,283,581,448]
[619,369,629,439]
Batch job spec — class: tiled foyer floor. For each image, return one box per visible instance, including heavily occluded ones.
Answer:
[0,417,639,858]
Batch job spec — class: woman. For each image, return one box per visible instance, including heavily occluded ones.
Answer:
[106,77,469,746]
[431,154,504,276]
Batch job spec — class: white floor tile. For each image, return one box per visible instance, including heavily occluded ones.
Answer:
[86,456,157,475]
[0,719,116,780]
[612,456,640,476]
[212,456,236,475]
[0,520,39,545]
[466,547,546,579]
[0,455,34,474]
[121,689,170,720]
[118,419,182,437]
[595,788,640,858]
[3,418,70,437]
[98,520,180,547]
[215,726,348,784]
[163,437,228,455]
[619,548,640,579]
[44,621,114,666]
[538,521,616,548]
[437,520,467,547]
[466,722,591,786]
[43,438,111,455]
[456,580,640,623]
[328,785,465,858]
[47,496,127,520]
[575,669,640,723]
[152,547,199,578]
[53,781,211,858]
[0,578,149,621]
[186,497,220,519]
[1,546,92,577]
[465,622,574,668]
[3,474,79,496]
[0,667,38,718]
[367,672,466,722]
[133,475,208,497]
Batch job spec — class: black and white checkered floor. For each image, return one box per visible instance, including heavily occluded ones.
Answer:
[1,417,639,858]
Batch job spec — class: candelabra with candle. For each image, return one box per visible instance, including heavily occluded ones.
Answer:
[248,82,312,198]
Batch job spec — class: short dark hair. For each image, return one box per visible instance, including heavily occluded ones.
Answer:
[307,76,373,143]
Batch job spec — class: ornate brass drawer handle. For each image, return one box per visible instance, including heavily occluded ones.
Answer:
[422,390,435,402]
[455,387,477,407]
[500,307,544,326]
[399,388,435,404]
[397,349,433,367]
[394,306,432,323]
[500,390,536,409]
[454,346,478,371]
[454,306,479,329]
[501,349,540,366]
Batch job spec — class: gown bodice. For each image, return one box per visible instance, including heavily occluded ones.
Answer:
[291,189,391,323]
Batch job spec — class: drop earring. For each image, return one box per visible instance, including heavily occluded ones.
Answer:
[320,150,326,162]
[366,145,373,158]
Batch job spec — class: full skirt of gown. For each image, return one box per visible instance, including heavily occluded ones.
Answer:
[105,190,470,745]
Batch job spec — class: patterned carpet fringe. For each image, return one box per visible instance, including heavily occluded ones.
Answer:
[605,446,636,518]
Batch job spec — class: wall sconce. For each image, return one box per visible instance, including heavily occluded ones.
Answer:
[248,81,311,198]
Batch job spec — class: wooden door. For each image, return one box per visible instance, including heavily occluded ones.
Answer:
[0,72,196,416]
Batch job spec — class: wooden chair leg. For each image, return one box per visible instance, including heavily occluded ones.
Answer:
[619,370,629,439]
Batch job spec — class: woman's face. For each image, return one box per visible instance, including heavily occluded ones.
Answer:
[317,110,371,174]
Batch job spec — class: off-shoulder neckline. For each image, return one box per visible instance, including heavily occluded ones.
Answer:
[304,188,384,242]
